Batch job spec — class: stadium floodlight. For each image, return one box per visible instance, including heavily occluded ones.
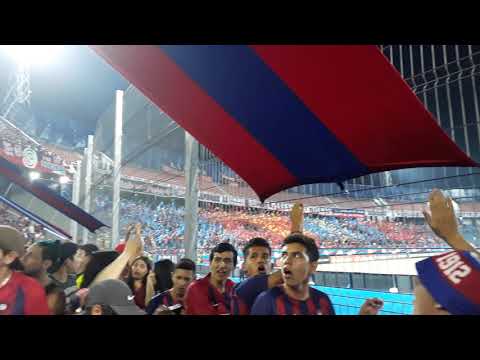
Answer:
[59,175,70,184]
[29,171,40,181]
[0,45,64,67]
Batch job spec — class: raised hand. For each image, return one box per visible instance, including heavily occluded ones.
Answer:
[423,189,458,241]
[290,202,304,234]
[125,223,143,257]
[359,298,383,315]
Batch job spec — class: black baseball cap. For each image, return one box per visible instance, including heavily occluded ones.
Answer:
[85,279,146,315]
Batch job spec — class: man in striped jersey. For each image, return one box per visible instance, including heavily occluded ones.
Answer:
[251,234,383,315]
[146,258,195,315]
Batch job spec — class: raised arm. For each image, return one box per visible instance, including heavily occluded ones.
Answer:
[290,202,304,234]
[90,223,143,287]
[423,189,478,254]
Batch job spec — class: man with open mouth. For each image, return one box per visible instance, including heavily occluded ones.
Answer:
[251,234,383,315]
[231,237,284,315]
[231,203,305,315]
[184,242,237,315]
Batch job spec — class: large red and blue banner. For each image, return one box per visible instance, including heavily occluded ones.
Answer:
[92,45,477,201]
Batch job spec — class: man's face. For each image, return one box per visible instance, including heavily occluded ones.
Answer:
[131,259,149,281]
[74,249,91,274]
[280,243,317,289]
[243,246,271,277]
[171,269,194,298]
[21,244,47,277]
[413,281,450,315]
[210,251,234,283]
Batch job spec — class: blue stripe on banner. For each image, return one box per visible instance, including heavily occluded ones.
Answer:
[159,45,369,183]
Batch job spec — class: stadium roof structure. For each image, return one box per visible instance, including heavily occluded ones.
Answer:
[92,45,478,202]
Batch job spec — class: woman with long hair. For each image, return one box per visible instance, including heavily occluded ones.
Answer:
[126,256,154,309]
[153,259,174,294]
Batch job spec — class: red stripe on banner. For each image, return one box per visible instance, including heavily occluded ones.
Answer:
[91,45,298,200]
[275,296,287,315]
[251,45,477,171]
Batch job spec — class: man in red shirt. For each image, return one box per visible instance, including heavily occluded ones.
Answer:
[184,242,237,315]
[0,225,50,315]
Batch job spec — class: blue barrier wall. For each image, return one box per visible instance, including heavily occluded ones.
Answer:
[313,286,414,315]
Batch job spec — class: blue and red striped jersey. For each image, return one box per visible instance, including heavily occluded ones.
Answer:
[251,286,335,315]
[231,274,269,315]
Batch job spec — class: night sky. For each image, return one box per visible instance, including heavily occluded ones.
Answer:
[0,45,129,146]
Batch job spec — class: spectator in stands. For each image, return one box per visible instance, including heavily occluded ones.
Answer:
[146,258,196,315]
[184,242,237,315]
[153,259,174,294]
[242,238,272,278]
[21,240,68,315]
[251,234,383,315]
[74,244,99,288]
[126,256,154,310]
[49,242,78,291]
[22,240,62,287]
[83,279,145,315]
[0,225,50,315]
[232,204,303,315]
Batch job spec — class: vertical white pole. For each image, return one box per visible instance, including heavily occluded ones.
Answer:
[184,131,199,261]
[112,90,124,249]
[82,135,94,244]
[70,160,82,243]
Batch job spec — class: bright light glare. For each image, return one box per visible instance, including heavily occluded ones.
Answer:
[59,176,70,184]
[29,171,40,181]
[0,45,64,66]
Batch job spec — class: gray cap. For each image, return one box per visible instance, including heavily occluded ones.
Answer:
[85,279,146,315]
[0,225,26,257]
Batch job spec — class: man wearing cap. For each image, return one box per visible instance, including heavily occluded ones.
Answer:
[83,279,146,315]
[0,225,50,315]
[49,242,78,291]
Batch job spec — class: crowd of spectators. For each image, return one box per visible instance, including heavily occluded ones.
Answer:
[92,195,468,262]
